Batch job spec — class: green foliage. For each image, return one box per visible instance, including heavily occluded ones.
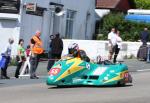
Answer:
[97,12,150,41]
[10,57,17,66]
[134,0,150,9]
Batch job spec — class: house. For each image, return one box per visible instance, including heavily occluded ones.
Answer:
[0,0,20,56]
[0,0,96,55]
[96,0,132,12]
[20,0,96,51]
[95,0,133,38]
[95,0,133,19]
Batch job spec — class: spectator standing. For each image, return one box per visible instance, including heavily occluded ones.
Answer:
[137,27,149,61]
[1,38,14,79]
[24,45,31,74]
[26,45,31,57]
[113,30,122,63]
[50,33,63,64]
[30,30,44,79]
[15,39,25,78]
[140,27,149,45]
[108,28,117,61]
[47,35,54,71]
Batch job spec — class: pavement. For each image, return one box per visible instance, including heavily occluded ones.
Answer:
[0,59,150,103]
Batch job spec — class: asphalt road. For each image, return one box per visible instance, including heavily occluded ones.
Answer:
[0,59,150,103]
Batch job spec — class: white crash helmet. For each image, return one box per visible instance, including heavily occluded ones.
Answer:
[68,43,79,50]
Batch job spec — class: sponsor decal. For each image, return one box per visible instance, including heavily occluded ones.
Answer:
[124,72,129,78]
[72,78,82,83]
[107,74,110,77]
[120,72,129,78]
[110,70,115,73]
[49,75,54,80]
[48,68,61,75]
[86,63,90,70]
[93,67,107,75]
[104,77,108,81]
[120,72,129,82]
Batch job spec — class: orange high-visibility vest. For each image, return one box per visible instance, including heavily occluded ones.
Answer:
[77,50,83,58]
[31,35,44,54]
[76,49,87,58]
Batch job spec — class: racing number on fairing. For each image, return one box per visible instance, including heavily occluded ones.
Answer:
[124,72,129,78]
[49,68,60,75]
[120,72,129,82]
[124,72,129,82]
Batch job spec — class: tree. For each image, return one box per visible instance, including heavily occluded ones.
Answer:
[134,0,150,9]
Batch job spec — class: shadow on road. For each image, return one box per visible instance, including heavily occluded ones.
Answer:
[0,83,5,87]
[48,84,133,89]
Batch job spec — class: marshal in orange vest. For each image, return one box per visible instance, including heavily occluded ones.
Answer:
[31,35,44,54]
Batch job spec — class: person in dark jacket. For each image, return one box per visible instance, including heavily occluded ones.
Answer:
[140,27,149,45]
[47,35,54,71]
[137,27,149,61]
[47,33,63,71]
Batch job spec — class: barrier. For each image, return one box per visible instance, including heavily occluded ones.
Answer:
[147,46,150,62]
[61,40,150,63]
[61,40,146,60]
[19,56,31,78]
[19,50,31,78]
[0,56,6,68]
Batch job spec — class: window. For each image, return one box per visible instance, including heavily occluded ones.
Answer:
[65,10,76,39]
[0,0,20,14]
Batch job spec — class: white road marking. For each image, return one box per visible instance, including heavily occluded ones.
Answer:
[137,69,150,72]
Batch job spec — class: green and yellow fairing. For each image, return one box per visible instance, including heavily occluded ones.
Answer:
[46,57,132,86]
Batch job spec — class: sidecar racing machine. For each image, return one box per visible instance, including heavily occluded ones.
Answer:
[46,57,132,87]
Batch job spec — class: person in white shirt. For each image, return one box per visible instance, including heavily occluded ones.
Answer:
[113,30,122,63]
[108,28,117,61]
[1,38,14,79]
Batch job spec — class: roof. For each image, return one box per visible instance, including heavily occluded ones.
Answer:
[96,0,121,9]
[96,0,131,11]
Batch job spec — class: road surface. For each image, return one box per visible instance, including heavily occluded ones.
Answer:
[0,59,150,103]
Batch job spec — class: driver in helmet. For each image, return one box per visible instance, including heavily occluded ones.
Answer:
[68,43,90,62]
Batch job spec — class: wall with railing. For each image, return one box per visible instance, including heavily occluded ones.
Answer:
[62,39,149,60]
